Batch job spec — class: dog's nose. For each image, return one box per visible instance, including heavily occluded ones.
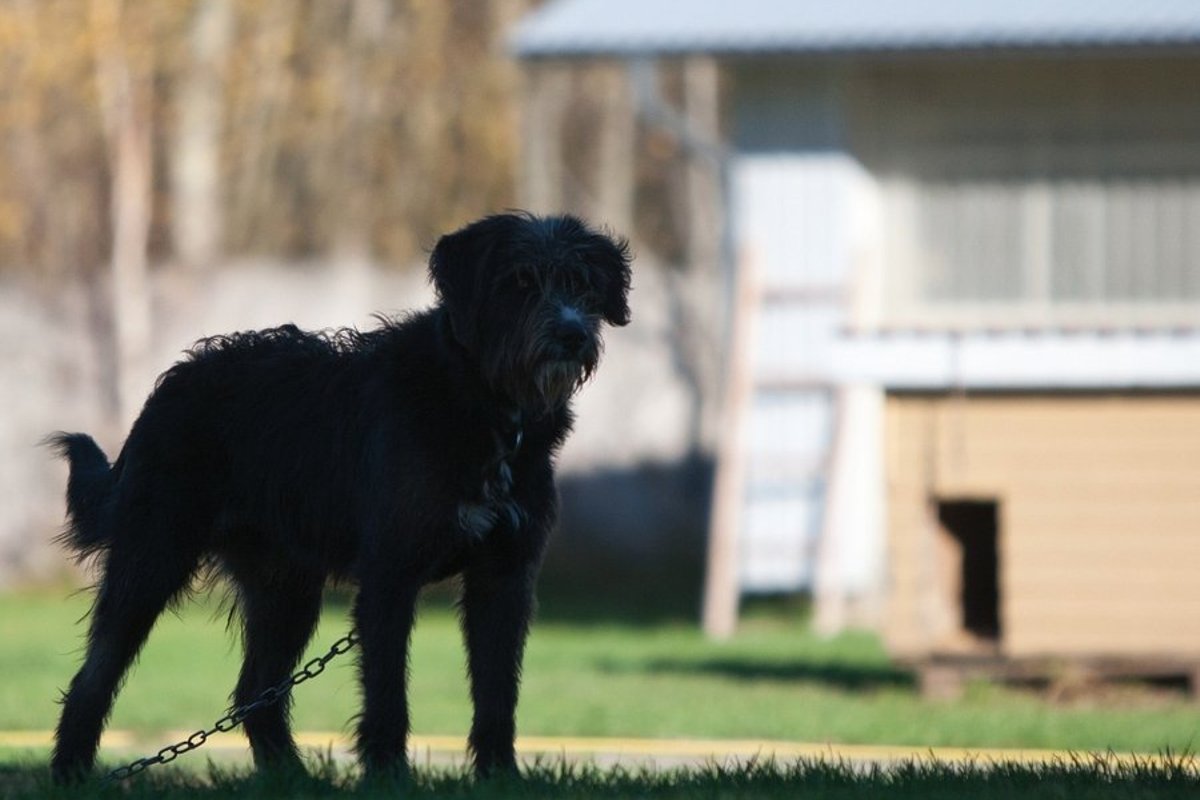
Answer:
[556,319,589,355]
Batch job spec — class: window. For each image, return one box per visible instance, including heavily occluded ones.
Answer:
[862,59,1200,328]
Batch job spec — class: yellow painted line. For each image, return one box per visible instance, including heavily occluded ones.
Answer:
[0,731,1191,771]
[0,732,56,748]
[518,737,1188,769]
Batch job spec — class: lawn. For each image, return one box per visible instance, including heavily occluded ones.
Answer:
[2,587,1199,757]
[2,754,1199,800]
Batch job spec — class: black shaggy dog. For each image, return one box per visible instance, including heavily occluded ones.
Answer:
[48,212,631,783]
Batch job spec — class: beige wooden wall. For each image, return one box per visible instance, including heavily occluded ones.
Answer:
[884,392,1200,659]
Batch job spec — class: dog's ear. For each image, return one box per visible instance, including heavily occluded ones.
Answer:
[583,229,633,327]
[429,216,511,348]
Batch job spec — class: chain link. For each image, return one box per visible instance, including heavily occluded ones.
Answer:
[103,630,359,783]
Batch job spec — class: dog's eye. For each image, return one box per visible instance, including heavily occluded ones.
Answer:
[570,275,598,304]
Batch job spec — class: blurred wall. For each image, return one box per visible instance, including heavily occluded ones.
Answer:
[0,0,720,590]
[0,257,711,587]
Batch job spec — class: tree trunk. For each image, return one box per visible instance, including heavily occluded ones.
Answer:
[661,57,724,456]
[520,62,571,214]
[592,64,635,235]
[226,0,294,256]
[332,0,389,268]
[171,0,232,270]
[90,0,154,428]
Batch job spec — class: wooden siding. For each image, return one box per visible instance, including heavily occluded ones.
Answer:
[884,393,1200,659]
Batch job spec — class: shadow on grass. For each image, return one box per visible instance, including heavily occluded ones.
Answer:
[533,577,704,627]
[595,656,916,692]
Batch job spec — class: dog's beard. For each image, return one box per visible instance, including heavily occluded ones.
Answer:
[477,307,604,417]
[487,309,602,414]
[534,360,590,411]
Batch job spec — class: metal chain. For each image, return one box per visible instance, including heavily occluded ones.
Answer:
[103,630,359,783]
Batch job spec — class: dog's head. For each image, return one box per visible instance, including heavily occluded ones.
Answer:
[430,212,632,413]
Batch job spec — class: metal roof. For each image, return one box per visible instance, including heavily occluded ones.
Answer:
[512,0,1200,58]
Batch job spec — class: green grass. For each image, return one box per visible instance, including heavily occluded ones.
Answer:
[2,588,1199,756]
[2,754,1198,800]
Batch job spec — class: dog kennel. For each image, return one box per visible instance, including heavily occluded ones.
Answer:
[883,391,1200,694]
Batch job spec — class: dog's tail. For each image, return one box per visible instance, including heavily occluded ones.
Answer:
[45,432,116,557]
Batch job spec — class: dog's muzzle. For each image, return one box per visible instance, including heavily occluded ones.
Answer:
[497,302,601,413]
[554,316,590,359]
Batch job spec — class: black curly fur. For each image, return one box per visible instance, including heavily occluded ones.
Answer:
[48,212,632,784]
[44,433,114,558]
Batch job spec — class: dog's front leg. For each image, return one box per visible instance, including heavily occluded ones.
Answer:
[353,577,419,781]
[460,557,537,776]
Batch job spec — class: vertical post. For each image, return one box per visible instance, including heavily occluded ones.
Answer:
[702,250,760,639]
[592,63,635,235]
[520,61,570,214]
[681,56,724,452]
[683,57,721,278]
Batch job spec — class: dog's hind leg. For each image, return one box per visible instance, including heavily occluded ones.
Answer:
[51,537,200,783]
[229,570,323,772]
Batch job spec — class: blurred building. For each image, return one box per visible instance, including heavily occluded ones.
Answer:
[514,0,1200,681]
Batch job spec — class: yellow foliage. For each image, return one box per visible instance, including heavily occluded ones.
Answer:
[0,0,534,275]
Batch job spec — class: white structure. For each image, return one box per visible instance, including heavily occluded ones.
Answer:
[513,0,1200,637]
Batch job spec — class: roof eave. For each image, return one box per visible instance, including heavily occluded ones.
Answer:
[512,34,1200,61]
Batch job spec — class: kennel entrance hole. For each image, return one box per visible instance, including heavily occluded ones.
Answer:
[936,500,1001,642]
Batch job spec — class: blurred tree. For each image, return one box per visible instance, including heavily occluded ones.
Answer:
[0,0,718,437]
[0,0,108,277]
[171,0,233,271]
[89,0,158,424]
[0,0,541,426]
[0,0,536,278]
[0,0,706,277]
[218,0,532,264]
